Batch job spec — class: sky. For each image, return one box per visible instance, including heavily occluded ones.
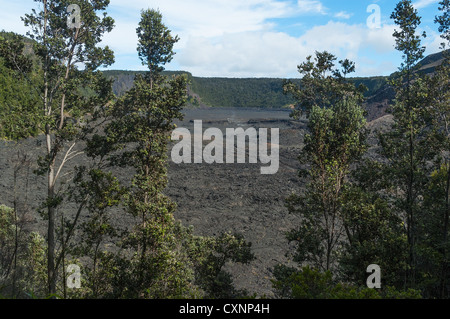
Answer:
[0,0,446,78]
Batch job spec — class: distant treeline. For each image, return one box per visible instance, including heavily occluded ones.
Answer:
[103,69,389,109]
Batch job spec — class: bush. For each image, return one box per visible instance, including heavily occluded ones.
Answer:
[272,265,421,299]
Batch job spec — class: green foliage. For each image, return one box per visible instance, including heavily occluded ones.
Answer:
[0,205,47,299]
[0,34,42,140]
[280,42,431,299]
[416,4,450,296]
[283,51,366,119]
[186,232,255,299]
[272,265,420,299]
[74,8,257,299]
[20,0,116,296]
[391,0,427,70]
[375,0,442,292]
[0,205,17,283]
[0,32,33,73]
[103,70,388,109]
[302,98,368,170]
[2,0,447,301]
[436,0,450,46]
[284,52,368,272]
[137,9,179,76]
[190,77,298,109]
[350,0,450,298]
[416,165,450,297]
[107,75,189,296]
[20,232,48,299]
[339,183,409,288]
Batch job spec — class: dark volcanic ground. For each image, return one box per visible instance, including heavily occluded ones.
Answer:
[167,108,306,296]
[0,107,389,297]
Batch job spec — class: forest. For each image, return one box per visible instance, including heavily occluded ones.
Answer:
[0,0,449,301]
[103,69,389,110]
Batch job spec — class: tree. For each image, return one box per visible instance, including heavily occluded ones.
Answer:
[186,232,255,299]
[338,165,409,289]
[62,8,257,300]
[416,0,450,298]
[283,52,368,272]
[136,9,179,88]
[0,205,47,298]
[434,0,450,299]
[0,32,41,140]
[377,0,438,289]
[88,8,194,298]
[435,0,450,46]
[283,51,365,119]
[63,166,125,299]
[21,0,115,295]
[271,265,421,299]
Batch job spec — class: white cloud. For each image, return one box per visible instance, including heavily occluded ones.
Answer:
[102,0,401,77]
[102,0,298,61]
[0,0,405,78]
[297,0,327,14]
[334,11,353,19]
[424,30,447,53]
[177,21,398,78]
[413,0,440,9]
[0,1,40,35]
[110,0,293,38]
[177,31,306,78]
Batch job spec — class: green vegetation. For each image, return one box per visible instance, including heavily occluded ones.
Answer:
[272,265,421,299]
[0,205,47,298]
[278,0,449,299]
[0,5,254,299]
[189,77,299,108]
[0,32,41,140]
[283,51,369,272]
[103,69,389,109]
[0,0,448,300]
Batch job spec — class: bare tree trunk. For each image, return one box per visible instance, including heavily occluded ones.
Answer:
[47,159,57,295]
[40,0,58,297]
[440,161,450,298]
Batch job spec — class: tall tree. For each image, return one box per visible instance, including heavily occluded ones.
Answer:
[283,52,368,272]
[338,162,409,289]
[434,0,450,299]
[435,0,450,46]
[283,51,365,119]
[21,0,115,295]
[136,8,179,88]
[96,8,194,298]
[378,0,438,288]
[73,8,256,300]
[417,0,450,298]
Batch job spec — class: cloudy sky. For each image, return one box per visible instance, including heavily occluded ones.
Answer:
[0,0,446,78]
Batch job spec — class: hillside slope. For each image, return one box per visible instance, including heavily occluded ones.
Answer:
[103,50,446,120]
[103,70,389,112]
[363,50,448,121]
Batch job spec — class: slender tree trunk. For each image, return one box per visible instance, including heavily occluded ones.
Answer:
[59,28,79,131]
[47,160,57,295]
[406,64,416,288]
[61,214,66,299]
[41,0,58,297]
[12,155,19,297]
[440,161,450,298]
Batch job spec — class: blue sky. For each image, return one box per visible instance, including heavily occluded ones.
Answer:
[0,0,446,78]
